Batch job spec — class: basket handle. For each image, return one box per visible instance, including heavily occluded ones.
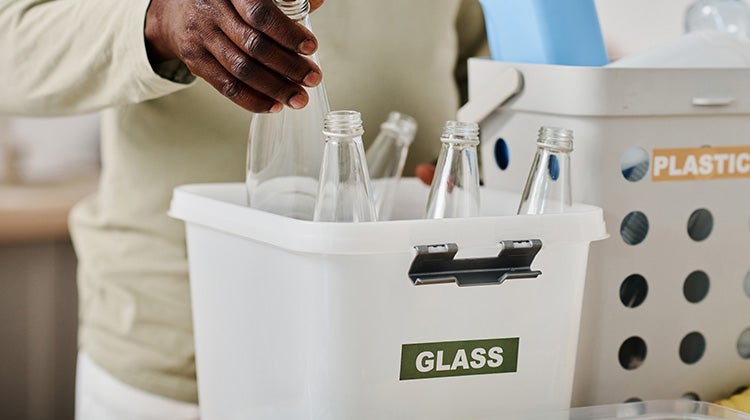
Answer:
[456,66,523,124]
[408,240,542,287]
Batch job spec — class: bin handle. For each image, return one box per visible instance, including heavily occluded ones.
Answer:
[408,240,542,287]
[692,97,735,107]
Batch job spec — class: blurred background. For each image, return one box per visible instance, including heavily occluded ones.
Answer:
[0,1,697,419]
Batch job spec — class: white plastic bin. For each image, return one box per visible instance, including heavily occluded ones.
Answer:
[170,178,606,420]
[463,58,750,406]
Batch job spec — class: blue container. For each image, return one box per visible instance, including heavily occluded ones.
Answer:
[478,0,609,66]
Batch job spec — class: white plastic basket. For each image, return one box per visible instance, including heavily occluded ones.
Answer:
[170,178,605,420]
[463,58,750,406]
[569,400,750,420]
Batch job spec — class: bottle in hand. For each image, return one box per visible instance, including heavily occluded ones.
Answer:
[246,0,331,220]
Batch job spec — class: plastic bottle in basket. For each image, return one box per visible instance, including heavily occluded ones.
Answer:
[424,121,481,219]
[246,0,331,220]
[365,112,418,221]
[518,127,573,215]
[686,0,750,39]
[313,111,377,223]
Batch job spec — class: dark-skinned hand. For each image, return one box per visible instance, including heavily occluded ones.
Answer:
[145,0,325,113]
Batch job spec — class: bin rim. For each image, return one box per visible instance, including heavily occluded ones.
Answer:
[170,179,607,256]
[467,58,750,118]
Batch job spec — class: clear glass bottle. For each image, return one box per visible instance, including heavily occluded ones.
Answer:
[517,126,573,215]
[246,0,331,220]
[424,121,481,219]
[313,110,377,223]
[686,0,750,39]
[365,111,418,221]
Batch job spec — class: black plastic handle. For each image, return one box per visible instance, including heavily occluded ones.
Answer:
[408,240,542,287]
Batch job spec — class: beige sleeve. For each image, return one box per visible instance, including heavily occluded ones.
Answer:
[0,0,195,116]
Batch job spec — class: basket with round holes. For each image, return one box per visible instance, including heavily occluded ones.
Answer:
[463,58,750,406]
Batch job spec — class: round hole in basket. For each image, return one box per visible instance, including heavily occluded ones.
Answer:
[738,328,750,359]
[687,209,714,242]
[744,271,750,299]
[679,332,706,365]
[683,270,710,304]
[621,147,650,183]
[620,274,648,308]
[620,211,649,246]
[494,138,510,170]
[618,336,647,370]
[548,155,560,180]
[682,392,701,401]
[621,399,647,416]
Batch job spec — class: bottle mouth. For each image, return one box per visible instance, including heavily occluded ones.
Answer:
[274,0,310,20]
[441,121,480,144]
[323,110,365,138]
[381,111,418,144]
[536,126,574,151]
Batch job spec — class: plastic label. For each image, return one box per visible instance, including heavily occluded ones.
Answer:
[652,146,750,182]
[399,338,519,381]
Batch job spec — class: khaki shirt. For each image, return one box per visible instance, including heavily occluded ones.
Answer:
[0,0,486,403]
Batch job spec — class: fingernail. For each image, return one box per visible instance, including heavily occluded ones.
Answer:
[289,94,307,109]
[270,103,283,113]
[303,71,322,87]
[298,39,317,55]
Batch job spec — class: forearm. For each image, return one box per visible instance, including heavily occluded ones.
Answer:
[0,0,194,116]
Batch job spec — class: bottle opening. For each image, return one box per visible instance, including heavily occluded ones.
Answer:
[382,111,418,145]
[323,110,365,137]
[274,0,310,20]
[537,126,574,151]
[441,121,480,144]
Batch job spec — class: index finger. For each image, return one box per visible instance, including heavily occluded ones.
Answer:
[232,0,318,55]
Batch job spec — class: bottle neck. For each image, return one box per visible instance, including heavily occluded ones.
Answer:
[382,112,417,145]
[379,124,411,147]
[274,0,310,21]
[297,14,312,30]
[536,126,573,153]
[441,121,479,146]
[323,110,364,140]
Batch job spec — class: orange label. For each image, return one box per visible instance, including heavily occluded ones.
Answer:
[652,146,750,182]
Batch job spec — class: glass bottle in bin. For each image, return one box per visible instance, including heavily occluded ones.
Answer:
[313,110,377,223]
[365,111,418,221]
[246,0,331,220]
[517,126,573,215]
[424,121,481,219]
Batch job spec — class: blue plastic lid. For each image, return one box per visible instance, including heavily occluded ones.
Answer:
[478,0,609,66]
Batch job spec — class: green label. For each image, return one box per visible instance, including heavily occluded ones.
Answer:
[399,338,519,381]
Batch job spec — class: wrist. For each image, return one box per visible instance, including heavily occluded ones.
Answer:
[144,0,177,65]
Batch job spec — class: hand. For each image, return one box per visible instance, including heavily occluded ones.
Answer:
[145,0,325,113]
[416,163,436,185]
